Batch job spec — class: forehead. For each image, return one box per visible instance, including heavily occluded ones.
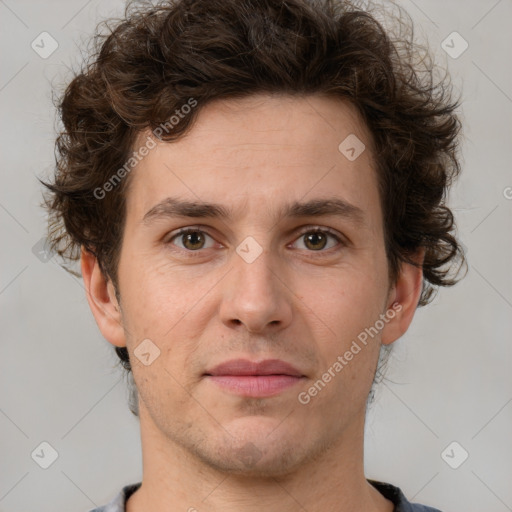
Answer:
[125,94,381,229]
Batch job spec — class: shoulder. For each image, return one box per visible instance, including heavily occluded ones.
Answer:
[368,479,444,512]
[86,483,141,512]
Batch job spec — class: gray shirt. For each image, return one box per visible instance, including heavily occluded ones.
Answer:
[87,480,443,511]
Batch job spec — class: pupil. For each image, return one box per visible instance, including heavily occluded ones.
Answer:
[306,232,326,250]
[184,232,204,249]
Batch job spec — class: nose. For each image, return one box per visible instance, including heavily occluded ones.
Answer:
[219,244,293,333]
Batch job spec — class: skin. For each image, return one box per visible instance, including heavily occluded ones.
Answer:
[82,94,424,512]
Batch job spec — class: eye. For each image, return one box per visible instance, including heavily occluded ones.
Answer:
[291,228,343,252]
[167,228,216,251]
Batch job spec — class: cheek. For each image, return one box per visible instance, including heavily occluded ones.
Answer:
[304,266,384,335]
[295,261,388,391]
[118,256,218,369]
[119,255,192,325]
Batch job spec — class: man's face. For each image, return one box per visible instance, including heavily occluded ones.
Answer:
[107,94,399,475]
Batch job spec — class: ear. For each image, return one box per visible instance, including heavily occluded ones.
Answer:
[381,248,425,346]
[81,247,127,348]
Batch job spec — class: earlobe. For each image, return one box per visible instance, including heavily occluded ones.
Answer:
[381,248,425,346]
[80,247,127,348]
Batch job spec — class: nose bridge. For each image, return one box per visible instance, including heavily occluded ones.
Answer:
[235,243,276,297]
[219,237,292,332]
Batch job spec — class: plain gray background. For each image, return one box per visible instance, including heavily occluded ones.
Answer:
[1,1,511,511]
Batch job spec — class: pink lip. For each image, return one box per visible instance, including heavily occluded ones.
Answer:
[204,359,305,398]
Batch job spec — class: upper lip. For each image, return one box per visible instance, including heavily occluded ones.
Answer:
[205,358,305,377]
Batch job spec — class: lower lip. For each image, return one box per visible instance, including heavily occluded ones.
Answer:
[206,375,303,397]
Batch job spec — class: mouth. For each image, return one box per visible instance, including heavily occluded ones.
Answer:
[203,358,306,398]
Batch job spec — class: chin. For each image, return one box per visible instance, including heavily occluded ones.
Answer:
[185,421,306,477]
[199,440,304,478]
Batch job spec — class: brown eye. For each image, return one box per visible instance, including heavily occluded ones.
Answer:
[168,229,215,251]
[181,231,205,250]
[304,232,328,250]
[292,229,342,252]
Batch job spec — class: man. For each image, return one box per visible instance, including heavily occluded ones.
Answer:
[42,0,466,510]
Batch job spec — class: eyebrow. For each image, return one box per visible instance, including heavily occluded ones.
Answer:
[142,196,366,227]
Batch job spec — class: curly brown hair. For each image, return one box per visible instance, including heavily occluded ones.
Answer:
[41,0,466,384]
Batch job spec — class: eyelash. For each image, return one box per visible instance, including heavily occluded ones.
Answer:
[165,226,345,256]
